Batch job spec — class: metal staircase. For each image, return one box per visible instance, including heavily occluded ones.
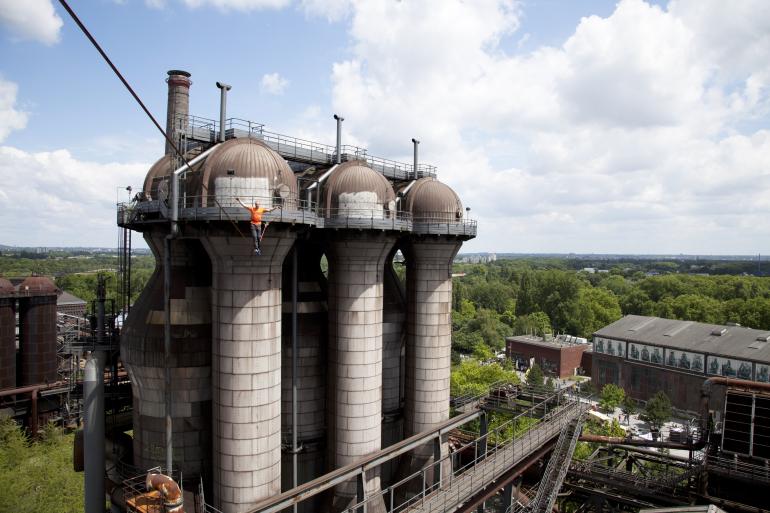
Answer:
[514,412,585,513]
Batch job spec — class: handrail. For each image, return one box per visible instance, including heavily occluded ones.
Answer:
[246,409,482,513]
[175,113,438,179]
[341,389,588,513]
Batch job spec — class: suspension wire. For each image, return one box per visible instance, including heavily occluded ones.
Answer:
[57,0,247,239]
[58,0,185,161]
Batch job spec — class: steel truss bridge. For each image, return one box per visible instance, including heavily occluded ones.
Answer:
[241,384,589,513]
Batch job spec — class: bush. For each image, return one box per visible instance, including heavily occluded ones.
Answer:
[0,417,84,513]
[599,383,625,413]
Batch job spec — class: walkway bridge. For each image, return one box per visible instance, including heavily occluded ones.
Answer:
[243,384,589,513]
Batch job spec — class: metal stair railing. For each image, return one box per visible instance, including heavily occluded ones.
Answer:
[526,413,585,513]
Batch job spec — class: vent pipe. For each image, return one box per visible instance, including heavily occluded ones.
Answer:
[216,81,232,143]
[165,70,192,156]
[412,138,420,179]
[334,114,344,164]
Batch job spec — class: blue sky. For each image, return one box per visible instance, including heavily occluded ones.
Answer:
[0,0,769,254]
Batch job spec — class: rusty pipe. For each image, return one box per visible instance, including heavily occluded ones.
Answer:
[578,433,704,450]
[146,473,184,513]
[0,384,45,397]
[0,385,42,436]
[31,389,38,436]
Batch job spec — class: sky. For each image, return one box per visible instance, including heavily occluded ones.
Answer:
[0,0,768,255]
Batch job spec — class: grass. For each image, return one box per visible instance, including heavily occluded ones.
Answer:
[0,418,84,513]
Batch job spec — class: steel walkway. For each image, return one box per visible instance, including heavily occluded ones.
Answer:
[370,400,586,513]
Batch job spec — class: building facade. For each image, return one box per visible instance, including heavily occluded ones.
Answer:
[505,335,588,378]
[592,315,770,412]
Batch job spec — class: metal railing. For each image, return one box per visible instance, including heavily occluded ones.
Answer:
[526,414,585,513]
[323,206,412,231]
[176,113,438,179]
[123,466,184,513]
[707,454,770,484]
[120,193,480,237]
[341,391,589,513]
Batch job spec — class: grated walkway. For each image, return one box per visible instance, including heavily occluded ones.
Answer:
[404,401,584,513]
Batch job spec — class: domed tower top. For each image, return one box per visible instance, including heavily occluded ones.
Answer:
[142,155,172,200]
[0,277,14,297]
[18,276,57,296]
[402,177,463,222]
[324,160,396,218]
[200,138,298,208]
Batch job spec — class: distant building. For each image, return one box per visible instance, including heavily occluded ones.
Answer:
[456,253,496,264]
[57,290,87,317]
[592,315,770,412]
[505,334,589,378]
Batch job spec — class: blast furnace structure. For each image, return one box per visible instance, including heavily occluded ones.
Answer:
[118,70,476,513]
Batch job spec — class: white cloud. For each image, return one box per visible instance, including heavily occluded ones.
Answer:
[261,72,289,95]
[0,0,62,45]
[0,146,148,247]
[0,77,28,142]
[315,0,770,254]
[182,0,289,10]
[147,0,290,10]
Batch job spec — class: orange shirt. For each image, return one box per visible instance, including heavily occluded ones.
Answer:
[247,207,266,225]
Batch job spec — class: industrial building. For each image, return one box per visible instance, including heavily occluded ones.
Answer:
[111,69,476,513]
[592,315,770,412]
[0,275,105,437]
[505,335,589,378]
[73,70,770,513]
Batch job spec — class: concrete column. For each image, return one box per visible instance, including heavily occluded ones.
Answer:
[403,238,462,478]
[84,351,105,513]
[327,234,394,513]
[202,229,295,513]
[281,242,327,513]
[121,233,212,479]
[381,254,406,486]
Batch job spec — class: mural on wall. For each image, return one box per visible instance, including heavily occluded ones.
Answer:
[628,342,664,364]
[707,355,754,379]
[594,337,626,357]
[664,349,705,372]
[756,364,769,383]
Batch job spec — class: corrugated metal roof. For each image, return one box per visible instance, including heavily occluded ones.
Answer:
[58,290,87,305]
[323,160,396,215]
[201,138,297,204]
[594,315,770,363]
[403,177,463,221]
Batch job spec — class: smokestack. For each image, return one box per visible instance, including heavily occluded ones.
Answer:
[216,81,232,143]
[412,138,420,179]
[165,70,192,155]
[334,114,344,164]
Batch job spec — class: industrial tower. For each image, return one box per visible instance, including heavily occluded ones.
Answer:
[117,69,476,513]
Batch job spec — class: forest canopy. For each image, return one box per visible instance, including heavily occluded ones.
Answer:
[451,258,770,359]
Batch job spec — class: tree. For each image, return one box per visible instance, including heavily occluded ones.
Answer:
[526,363,545,388]
[641,391,672,429]
[516,271,538,315]
[512,311,551,337]
[450,359,520,397]
[599,383,625,413]
[572,287,623,338]
[621,395,637,424]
